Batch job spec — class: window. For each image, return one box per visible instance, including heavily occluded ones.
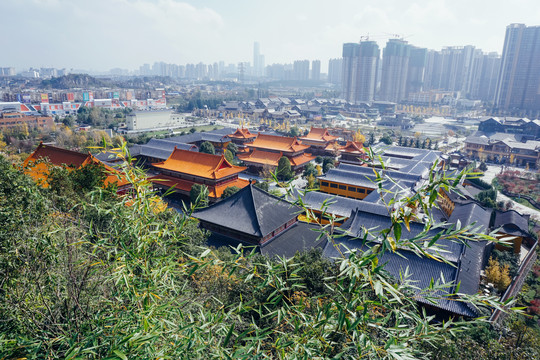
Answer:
[358,188,365,193]
[321,181,329,187]
[348,186,356,191]
[330,183,338,188]
[367,189,373,194]
[339,185,346,190]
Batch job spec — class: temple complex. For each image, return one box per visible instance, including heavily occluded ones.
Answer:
[150,147,249,202]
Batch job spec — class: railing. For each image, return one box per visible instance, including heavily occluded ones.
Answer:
[500,189,540,210]
[490,241,538,324]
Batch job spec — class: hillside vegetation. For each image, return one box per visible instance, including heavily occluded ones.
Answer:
[1,152,539,359]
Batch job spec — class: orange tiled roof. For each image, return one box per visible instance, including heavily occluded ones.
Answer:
[23,143,91,184]
[213,178,250,198]
[152,147,246,179]
[149,174,249,198]
[289,153,316,167]
[229,127,257,139]
[340,141,366,154]
[237,149,283,166]
[24,142,89,168]
[248,133,309,153]
[23,143,130,188]
[301,127,338,142]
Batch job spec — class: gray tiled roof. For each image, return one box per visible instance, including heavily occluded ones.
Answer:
[322,238,477,317]
[372,144,442,160]
[447,202,491,233]
[261,222,327,258]
[494,210,530,237]
[339,207,463,263]
[296,191,373,218]
[193,184,300,238]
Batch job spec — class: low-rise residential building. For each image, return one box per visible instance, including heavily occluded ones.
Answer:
[0,112,54,129]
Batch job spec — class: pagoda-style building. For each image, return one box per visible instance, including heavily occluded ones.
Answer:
[193,184,326,257]
[299,127,338,155]
[150,147,249,202]
[227,128,257,149]
[23,143,130,191]
[238,133,315,174]
[337,141,368,166]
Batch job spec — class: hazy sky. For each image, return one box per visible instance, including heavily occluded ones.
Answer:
[2,0,540,71]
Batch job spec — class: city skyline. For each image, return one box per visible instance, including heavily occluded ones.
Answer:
[2,0,540,71]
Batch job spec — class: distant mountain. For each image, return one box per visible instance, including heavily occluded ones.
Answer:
[41,74,106,89]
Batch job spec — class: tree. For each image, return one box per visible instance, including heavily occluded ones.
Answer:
[253,180,269,192]
[276,156,293,181]
[479,162,488,172]
[302,163,318,178]
[306,174,318,190]
[288,126,300,137]
[485,257,502,287]
[380,134,393,145]
[199,141,215,155]
[353,129,365,144]
[189,127,197,133]
[224,149,234,163]
[485,257,512,292]
[221,186,240,199]
[315,155,323,164]
[62,115,75,127]
[190,183,208,207]
[226,142,238,156]
[322,157,335,174]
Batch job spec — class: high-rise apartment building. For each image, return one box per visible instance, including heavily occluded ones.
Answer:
[293,60,310,80]
[328,58,342,84]
[341,41,379,103]
[405,47,427,97]
[495,24,540,113]
[467,52,500,102]
[311,60,321,81]
[422,46,476,95]
[379,39,411,102]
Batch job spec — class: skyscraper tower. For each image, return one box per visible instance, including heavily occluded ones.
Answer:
[379,39,411,102]
[311,60,321,81]
[495,24,540,113]
[253,42,265,78]
[341,41,379,103]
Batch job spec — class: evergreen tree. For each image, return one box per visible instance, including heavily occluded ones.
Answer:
[190,183,209,207]
[221,186,240,199]
[276,156,293,181]
[199,141,215,155]
[224,149,234,163]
